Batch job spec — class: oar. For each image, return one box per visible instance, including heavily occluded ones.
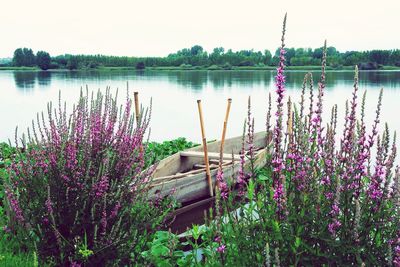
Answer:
[197,100,214,197]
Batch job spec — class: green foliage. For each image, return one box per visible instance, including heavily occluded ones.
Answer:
[145,138,197,166]
[207,65,221,70]
[36,51,51,70]
[142,226,219,267]
[66,56,79,70]
[0,218,39,267]
[7,46,400,70]
[12,48,36,67]
[136,61,145,70]
[142,231,184,266]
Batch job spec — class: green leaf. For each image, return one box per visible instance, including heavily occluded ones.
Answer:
[295,236,301,248]
[157,259,172,267]
[258,174,269,181]
[151,244,170,257]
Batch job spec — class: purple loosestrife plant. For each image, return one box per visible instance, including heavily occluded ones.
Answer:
[272,13,287,219]
[237,120,248,196]
[165,15,400,267]
[4,88,174,265]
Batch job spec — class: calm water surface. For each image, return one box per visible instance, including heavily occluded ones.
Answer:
[0,70,399,143]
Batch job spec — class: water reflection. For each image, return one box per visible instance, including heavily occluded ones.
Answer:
[2,69,400,143]
[11,70,400,93]
[13,71,36,90]
[37,71,52,87]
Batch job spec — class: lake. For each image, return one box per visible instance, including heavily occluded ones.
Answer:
[0,70,399,145]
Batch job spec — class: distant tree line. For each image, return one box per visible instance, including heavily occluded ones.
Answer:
[12,48,51,70]
[9,46,400,70]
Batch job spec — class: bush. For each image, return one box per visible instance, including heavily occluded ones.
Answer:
[237,60,254,67]
[87,61,99,69]
[222,63,232,70]
[67,56,79,70]
[3,89,175,265]
[48,62,60,69]
[179,64,192,69]
[207,65,221,70]
[136,61,145,70]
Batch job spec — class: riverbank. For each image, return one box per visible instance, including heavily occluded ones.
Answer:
[2,65,400,71]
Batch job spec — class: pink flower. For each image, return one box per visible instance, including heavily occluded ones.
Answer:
[216,169,228,199]
[2,226,11,233]
[216,244,226,253]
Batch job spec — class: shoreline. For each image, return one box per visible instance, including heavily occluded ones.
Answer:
[1,65,400,72]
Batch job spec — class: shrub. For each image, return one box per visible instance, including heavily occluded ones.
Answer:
[237,60,254,67]
[207,65,221,71]
[3,89,175,265]
[67,56,79,70]
[136,61,145,70]
[179,64,192,69]
[221,63,232,70]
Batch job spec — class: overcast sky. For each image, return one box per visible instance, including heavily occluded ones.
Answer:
[0,0,399,58]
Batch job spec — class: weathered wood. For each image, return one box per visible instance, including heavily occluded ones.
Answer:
[193,163,218,170]
[148,131,271,204]
[197,100,213,197]
[167,197,215,218]
[134,91,140,124]
[153,167,209,183]
[153,161,233,183]
[180,151,241,161]
[148,133,269,204]
[151,132,267,179]
[219,98,232,162]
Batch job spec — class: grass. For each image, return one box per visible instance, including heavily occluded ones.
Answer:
[0,239,38,267]
[0,66,39,71]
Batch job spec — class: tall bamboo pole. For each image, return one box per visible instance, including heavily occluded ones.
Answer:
[134,92,140,125]
[216,99,232,192]
[197,100,213,197]
[219,99,232,164]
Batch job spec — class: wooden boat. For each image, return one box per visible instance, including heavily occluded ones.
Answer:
[148,131,270,205]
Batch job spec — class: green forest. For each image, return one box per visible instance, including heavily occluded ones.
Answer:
[3,45,400,70]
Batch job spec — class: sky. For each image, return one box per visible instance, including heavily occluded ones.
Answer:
[0,0,399,58]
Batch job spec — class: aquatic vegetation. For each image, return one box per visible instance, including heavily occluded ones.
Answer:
[3,89,175,265]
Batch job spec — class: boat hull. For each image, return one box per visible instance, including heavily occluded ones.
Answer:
[148,131,269,204]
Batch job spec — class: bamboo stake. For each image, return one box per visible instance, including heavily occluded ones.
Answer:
[197,100,214,197]
[216,99,232,191]
[219,99,232,164]
[134,92,140,125]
